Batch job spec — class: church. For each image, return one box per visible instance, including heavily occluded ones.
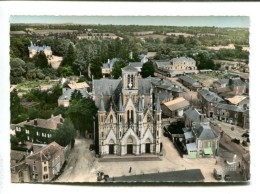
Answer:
[92,65,162,156]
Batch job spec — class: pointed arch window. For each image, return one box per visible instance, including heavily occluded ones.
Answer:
[110,115,113,123]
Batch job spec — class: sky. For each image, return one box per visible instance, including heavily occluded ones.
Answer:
[10,16,249,28]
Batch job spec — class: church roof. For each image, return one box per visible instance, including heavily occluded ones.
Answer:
[122,65,138,73]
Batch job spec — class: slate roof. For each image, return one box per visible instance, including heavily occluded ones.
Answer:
[184,108,204,123]
[107,169,204,182]
[138,77,152,95]
[186,142,197,151]
[192,122,219,140]
[198,89,224,103]
[129,62,143,68]
[179,75,199,85]
[93,78,122,96]
[102,58,120,69]
[216,79,229,85]
[214,103,246,113]
[59,88,89,100]
[162,97,190,111]
[10,150,26,162]
[28,42,51,52]
[229,77,246,86]
[157,91,173,102]
[122,65,138,73]
[171,57,196,64]
[26,142,63,162]
[151,77,183,93]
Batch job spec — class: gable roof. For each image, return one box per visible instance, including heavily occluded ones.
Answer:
[10,150,26,162]
[192,122,219,140]
[163,97,190,111]
[198,89,224,103]
[184,107,205,123]
[215,103,246,112]
[26,141,63,162]
[68,82,89,89]
[225,95,247,105]
[179,75,199,85]
[24,114,63,130]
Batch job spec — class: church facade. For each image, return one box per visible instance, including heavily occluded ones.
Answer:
[93,65,162,156]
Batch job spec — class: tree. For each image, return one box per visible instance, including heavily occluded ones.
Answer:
[67,98,98,136]
[52,118,76,147]
[90,57,102,79]
[10,89,23,123]
[35,51,48,68]
[140,61,155,78]
[10,58,26,84]
[111,60,127,78]
[60,43,76,67]
[71,90,83,101]
[177,35,186,44]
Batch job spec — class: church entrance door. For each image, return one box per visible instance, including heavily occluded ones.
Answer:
[109,144,114,154]
[127,144,133,154]
[145,143,151,153]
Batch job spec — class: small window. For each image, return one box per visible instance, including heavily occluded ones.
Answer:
[44,166,47,172]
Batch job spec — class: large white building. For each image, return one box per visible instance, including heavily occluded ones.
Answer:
[28,42,52,58]
[93,65,162,156]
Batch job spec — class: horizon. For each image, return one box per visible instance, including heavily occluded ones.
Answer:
[10,16,250,28]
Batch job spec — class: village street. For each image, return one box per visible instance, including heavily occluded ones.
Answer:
[55,136,222,183]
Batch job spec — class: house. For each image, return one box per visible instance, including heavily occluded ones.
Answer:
[12,114,64,144]
[28,42,52,58]
[197,89,225,118]
[93,65,162,156]
[58,88,90,107]
[213,103,246,127]
[211,77,247,97]
[10,150,31,183]
[225,95,249,108]
[25,141,65,183]
[183,107,207,127]
[161,97,190,118]
[101,58,120,77]
[154,57,198,77]
[151,77,183,98]
[178,75,202,91]
[183,122,220,158]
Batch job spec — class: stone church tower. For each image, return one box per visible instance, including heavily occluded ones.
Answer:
[94,65,161,156]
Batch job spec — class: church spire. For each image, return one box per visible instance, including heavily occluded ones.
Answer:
[118,93,123,112]
[155,95,161,112]
[99,94,106,112]
[137,95,143,112]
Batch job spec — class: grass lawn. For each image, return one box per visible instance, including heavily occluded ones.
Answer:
[16,79,59,92]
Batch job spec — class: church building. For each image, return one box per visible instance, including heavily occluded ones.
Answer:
[92,65,162,156]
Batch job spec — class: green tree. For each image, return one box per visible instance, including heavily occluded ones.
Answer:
[10,58,26,84]
[35,51,48,68]
[61,43,76,67]
[52,118,76,146]
[10,89,23,123]
[67,98,98,135]
[111,60,127,79]
[71,90,83,101]
[177,35,186,44]
[90,57,102,79]
[140,61,155,78]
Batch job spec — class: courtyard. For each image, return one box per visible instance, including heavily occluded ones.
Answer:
[55,135,223,183]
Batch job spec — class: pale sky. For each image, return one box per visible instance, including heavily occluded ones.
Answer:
[10,16,249,28]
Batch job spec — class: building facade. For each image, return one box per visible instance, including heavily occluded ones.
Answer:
[28,42,52,58]
[93,65,162,156]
